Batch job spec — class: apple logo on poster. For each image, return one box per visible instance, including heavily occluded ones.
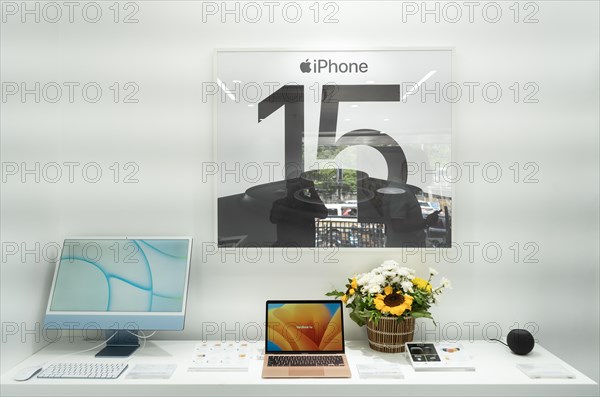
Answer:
[300,59,311,73]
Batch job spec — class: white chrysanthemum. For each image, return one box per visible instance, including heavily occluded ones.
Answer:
[354,273,369,285]
[370,274,385,286]
[401,280,414,293]
[440,277,452,289]
[397,267,410,277]
[367,284,382,294]
[429,268,439,276]
[356,273,370,286]
[391,276,400,284]
[381,260,398,269]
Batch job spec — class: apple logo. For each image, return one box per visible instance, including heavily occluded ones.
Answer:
[300,59,311,73]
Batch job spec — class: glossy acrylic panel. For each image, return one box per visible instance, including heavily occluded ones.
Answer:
[217,50,452,248]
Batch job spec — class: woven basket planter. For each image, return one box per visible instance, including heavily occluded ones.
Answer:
[366,316,415,353]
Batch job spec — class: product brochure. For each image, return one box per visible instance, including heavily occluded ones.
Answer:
[406,342,475,371]
[188,341,255,371]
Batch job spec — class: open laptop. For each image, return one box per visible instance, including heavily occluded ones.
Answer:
[262,300,351,378]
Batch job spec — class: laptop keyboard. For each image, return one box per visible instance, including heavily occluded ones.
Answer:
[268,355,344,367]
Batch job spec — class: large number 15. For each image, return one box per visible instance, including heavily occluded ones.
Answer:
[258,84,405,180]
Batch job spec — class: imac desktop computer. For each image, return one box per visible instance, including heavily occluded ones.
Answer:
[44,237,193,357]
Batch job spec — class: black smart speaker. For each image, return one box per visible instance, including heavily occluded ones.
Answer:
[506,329,535,355]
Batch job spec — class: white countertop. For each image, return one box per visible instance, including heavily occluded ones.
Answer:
[1,339,597,396]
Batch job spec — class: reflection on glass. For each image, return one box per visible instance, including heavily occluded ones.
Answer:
[217,163,450,248]
[269,178,328,247]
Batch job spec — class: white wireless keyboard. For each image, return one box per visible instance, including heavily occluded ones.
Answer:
[37,362,128,379]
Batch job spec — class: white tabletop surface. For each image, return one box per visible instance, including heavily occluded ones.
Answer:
[1,339,597,396]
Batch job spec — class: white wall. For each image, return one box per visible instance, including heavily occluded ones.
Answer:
[1,1,598,382]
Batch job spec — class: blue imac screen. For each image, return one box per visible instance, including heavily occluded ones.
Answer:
[49,239,189,312]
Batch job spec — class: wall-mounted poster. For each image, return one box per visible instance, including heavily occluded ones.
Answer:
[215,49,452,248]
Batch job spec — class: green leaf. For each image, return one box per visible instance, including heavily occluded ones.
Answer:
[349,311,366,327]
[369,311,382,327]
[411,311,433,319]
[325,290,344,297]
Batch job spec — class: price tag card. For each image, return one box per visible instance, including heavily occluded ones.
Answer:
[517,363,575,379]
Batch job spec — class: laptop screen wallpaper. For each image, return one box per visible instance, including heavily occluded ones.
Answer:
[267,303,343,352]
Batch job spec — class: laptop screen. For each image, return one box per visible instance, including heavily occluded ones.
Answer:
[266,301,344,353]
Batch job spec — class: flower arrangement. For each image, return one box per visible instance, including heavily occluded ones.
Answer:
[326,260,451,326]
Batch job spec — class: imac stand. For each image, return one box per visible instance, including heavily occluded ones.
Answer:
[95,330,140,357]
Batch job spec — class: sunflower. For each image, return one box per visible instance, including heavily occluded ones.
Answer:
[412,277,432,292]
[374,286,414,316]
